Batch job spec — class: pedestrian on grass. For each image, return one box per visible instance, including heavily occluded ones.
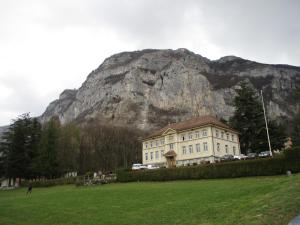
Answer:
[26,183,32,195]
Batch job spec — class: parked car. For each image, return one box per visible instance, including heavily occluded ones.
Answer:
[221,154,234,161]
[258,151,271,157]
[147,164,159,170]
[233,154,248,160]
[247,152,258,159]
[132,163,147,170]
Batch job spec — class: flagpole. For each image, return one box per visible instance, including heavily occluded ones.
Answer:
[261,90,273,157]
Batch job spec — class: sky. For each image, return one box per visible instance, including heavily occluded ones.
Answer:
[0,0,299,126]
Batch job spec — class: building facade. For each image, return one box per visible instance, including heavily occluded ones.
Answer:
[142,116,240,167]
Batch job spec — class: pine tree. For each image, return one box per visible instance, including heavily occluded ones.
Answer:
[0,113,42,183]
[229,82,266,154]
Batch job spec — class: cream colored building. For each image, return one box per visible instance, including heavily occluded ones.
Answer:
[142,116,240,167]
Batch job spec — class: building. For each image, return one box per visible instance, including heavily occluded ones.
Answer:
[142,115,240,167]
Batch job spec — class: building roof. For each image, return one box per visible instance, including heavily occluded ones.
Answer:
[143,115,237,141]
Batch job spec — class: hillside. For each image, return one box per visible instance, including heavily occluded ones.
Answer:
[40,48,300,131]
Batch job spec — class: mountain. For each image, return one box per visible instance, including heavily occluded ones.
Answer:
[40,48,300,131]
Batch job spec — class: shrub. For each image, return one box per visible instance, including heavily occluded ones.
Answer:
[117,147,300,182]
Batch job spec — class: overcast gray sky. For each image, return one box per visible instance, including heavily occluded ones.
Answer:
[0,0,299,126]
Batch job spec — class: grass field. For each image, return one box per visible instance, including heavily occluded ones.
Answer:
[1,174,300,225]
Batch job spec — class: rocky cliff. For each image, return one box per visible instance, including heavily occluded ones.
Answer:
[40,48,300,131]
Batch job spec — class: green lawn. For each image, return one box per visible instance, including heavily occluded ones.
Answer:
[1,175,300,225]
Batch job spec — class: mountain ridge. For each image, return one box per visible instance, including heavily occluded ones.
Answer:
[40,48,300,131]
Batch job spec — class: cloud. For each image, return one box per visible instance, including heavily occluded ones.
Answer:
[0,0,299,125]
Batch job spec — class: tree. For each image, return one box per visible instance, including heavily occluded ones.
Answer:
[38,117,61,178]
[290,88,300,147]
[0,114,42,184]
[230,82,265,154]
[230,82,286,154]
[57,123,80,175]
[78,120,142,174]
[292,111,300,147]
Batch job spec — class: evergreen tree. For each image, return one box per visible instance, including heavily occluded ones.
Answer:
[229,82,287,154]
[229,82,266,154]
[0,129,11,178]
[0,113,42,183]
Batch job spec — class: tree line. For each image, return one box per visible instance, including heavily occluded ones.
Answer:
[0,114,141,185]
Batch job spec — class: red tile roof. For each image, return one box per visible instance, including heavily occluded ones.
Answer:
[144,115,237,140]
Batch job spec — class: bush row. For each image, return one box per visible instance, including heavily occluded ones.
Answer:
[117,147,300,182]
[22,176,80,188]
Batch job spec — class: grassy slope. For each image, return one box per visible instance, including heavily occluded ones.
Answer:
[0,174,300,225]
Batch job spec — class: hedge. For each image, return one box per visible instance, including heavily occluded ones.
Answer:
[22,176,80,188]
[117,147,300,182]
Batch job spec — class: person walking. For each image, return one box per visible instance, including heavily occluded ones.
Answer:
[26,183,32,195]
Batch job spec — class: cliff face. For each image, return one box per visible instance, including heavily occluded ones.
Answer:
[40,48,300,131]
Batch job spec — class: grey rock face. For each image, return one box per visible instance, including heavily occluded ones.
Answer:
[40,48,300,131]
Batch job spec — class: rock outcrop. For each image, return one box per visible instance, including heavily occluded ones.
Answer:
[40,48,300,131]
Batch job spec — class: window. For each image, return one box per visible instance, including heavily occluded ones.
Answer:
[150,141,153,147]
[145,142,148,149]
[181,134,185,141]
[232,134,234,141]
[169,135,174,141]
[161,150,165,157]
[216,130,219,137]
[145,153,148,160]
[161,138,165,145]
[221,132,224,139]
[155,151,159,159]
[189,145,193,154]
[217,143,220,151]
[182,146,187,155]
[169,143,174,150]
[188,133,193,140]
[150,152,153,160]
[196,143,200,152]
[203,142,208,151]
[156,140,159,147]
[195,131,200,138]
[225,145,228,154]
[202,129,207,136]
[226,133,229,140]
[233,146,236,155]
